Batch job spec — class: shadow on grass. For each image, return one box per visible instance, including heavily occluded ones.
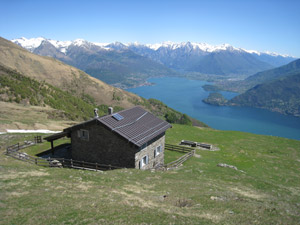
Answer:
[37,143,72,159]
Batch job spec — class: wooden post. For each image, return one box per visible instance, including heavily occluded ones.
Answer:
[35,158,37,165]
[50,141,54,155]
[96,163,98,171]
[71,159,73,168]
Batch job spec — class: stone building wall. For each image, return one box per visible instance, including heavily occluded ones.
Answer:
[134,133,165,169]
[71,123,137,168]
[70,123,166,169]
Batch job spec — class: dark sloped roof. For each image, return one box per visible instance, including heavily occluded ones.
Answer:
[64,106,172,147]
[44,131,69,141]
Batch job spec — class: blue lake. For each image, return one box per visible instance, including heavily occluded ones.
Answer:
[128,77,300,140]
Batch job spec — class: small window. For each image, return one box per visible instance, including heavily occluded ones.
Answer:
[154,145,162,157]
[139,155,149,169]
[77,129,89,141]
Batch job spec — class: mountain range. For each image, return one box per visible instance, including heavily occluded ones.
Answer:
[12,37,297,88]
[0,37,206,130]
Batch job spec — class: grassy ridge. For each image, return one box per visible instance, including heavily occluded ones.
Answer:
[0,65,118,121]
[1,125,300,224]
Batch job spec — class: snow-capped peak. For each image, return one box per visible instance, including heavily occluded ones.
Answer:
[11,37,293,58]
[242,49,291,57]
[143,41,241,53]
[243,49,261,55]
[72,39,89,46]
[12,37,46,50]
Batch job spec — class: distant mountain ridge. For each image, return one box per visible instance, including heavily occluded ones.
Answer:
[0,37,140,108]
[229,71,300,117]
[13,37,294,58]
[227,58,300,92]
[0,37,207,128]
[12,37,176,88]
[12,37,297,87]
[203,59,300,117]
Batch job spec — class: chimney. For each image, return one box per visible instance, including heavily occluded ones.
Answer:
[94,108,99,118]
[108,107,113,115]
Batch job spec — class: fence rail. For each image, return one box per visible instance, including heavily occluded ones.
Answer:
[5,138,123,171]
[6,141,195,172]
[165,143,194,153]
[7,140,36,152]
[165,150,195,169]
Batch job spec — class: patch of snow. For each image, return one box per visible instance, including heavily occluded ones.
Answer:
[48,39,72,49]
[93,42,112,50]
[60,48,67,54]
[263,51,290,57]
[145,43,162,50]
[0,132,6,134]
[47,39,72,54]
[11,37,45,51]
[145,41,242,52]
[72,39,87,46]
[243,49,261,55]
[6,129,61,134]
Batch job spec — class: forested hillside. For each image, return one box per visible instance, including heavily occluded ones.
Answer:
[229,73,300,116]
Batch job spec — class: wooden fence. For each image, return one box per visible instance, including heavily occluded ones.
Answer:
[165,143,194,153]
[5,140,123,171]
[7,141,36,152]
[48,158,123,171]
[163,143,195,170]
[6,141,195,171]
[165,150,195,169]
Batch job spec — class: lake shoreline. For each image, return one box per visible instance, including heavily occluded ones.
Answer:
[128,77,300,140]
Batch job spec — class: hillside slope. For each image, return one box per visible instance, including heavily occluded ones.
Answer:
[1,125,300,224]
[0,37,207,129]
[244,58,300,88]
[0,37,141,108]
[203,68,300,117]
[218,59,300,92]
[229,73,300,116]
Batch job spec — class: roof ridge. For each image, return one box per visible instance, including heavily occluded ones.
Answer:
[135,123,172,145]
[128,120,166,142]
[99,106,143,120]
[112,111,148,131]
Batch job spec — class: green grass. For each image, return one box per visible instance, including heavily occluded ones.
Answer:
[1,126,300,224]
[23,138,70,156]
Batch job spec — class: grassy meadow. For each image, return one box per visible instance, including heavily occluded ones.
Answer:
[1,125,300,224]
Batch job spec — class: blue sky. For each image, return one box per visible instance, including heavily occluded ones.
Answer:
[1,0,299,57]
